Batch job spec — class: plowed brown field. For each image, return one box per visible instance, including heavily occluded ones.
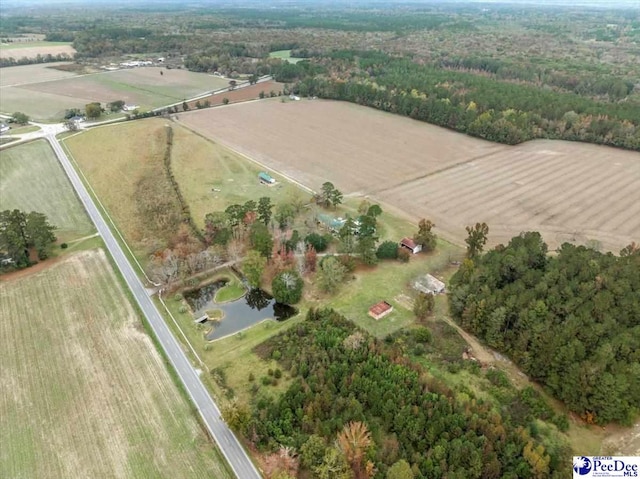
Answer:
[0,44,76,61]
[179,99,640,251]
[186,80,284,108]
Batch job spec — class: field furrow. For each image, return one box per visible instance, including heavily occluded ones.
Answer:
[0,250,231,479]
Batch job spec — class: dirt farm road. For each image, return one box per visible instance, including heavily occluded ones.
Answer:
[46,135,261,479]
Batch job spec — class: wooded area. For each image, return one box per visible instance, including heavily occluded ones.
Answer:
[449,233,640,425]
[240,308,570,478]
[0,209,56,270]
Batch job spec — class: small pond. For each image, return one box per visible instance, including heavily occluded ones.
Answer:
[184,280,297,341]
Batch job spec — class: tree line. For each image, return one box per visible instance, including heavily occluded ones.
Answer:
[231,308,569,478]
[293,51,639,151]
[0,52,73,68]
[449,232,640,425]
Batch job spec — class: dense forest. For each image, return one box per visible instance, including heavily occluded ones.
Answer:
[449,233,640,425]
[242,308,570,479]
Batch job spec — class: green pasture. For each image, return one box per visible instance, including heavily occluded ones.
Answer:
[171,123,308,228]
[0,139,94,242]
[0,41,72,50]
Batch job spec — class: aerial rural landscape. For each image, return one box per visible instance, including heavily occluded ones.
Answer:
[1,0,638,478]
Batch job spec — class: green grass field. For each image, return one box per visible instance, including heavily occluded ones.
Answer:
[268,50,306,64]
[0,86,88,121]
[0,249,232,479]
[0,41,71,50]
[4,125,40,135]
[321,241,463,338]
[0,140,94,243]
[171,123,307,228]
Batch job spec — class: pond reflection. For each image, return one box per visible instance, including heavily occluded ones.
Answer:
[184,282,297,341]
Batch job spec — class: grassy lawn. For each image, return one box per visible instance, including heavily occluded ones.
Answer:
[316,240,463,338]
[171,123,308,228]
[0,139,94,243]
[268,50,306,64]
[0,249,232,479]
[215,278,246,303]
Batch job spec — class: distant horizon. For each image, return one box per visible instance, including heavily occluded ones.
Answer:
[3,0,640,8]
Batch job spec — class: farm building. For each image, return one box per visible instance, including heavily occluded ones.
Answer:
[368,301,393,320]
[400,237,422,254]
[123,104,139,112]
[317,213,346,232]
[0,123,9,134]
[258,171,276,185]
[413,274,446,294]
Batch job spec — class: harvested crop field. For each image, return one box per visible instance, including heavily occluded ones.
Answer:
[180,99,640,251]
[0,249,232,479]
[186,80,284,108]
[2,66,229,120]
[0,140,93,242]
[0,64,86,119]
[0,63,79,87]
[180,99,505,194]
[378,140,640,252]
[0,42,75,60]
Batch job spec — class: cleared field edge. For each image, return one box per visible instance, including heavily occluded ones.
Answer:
[59,132,153,283]
[0,139,95,241]
[175,118,315,195]
[95,242,235,479]
[0,249,233,478]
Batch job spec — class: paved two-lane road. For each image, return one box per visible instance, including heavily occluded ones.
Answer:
[46,135,262,479]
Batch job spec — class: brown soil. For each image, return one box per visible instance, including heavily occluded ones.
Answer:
[0,45,76,61]
[186,80,284,109]
[0,255,64,283]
